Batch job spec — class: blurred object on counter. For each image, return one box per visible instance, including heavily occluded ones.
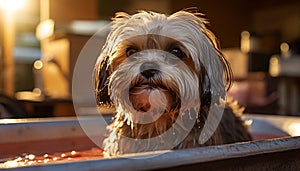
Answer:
[34,4,70,99]
[241,30,280,73]
[269,38,300,115]
[0,92,27,118]
[32,15,109,117]
[33,38,71,99]
[224,47,278,114]
[34,20,109,100]
[15,88,44,102]
[34,1,109,101]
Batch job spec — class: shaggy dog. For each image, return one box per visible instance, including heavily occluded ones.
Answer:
[94,8,252,157]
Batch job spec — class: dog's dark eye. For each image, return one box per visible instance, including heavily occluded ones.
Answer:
[126,47,138,57]
[169,47,186,59]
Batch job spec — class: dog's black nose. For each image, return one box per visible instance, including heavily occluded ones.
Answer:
[140,62,159,78]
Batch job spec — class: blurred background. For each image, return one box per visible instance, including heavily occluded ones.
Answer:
[0,0,299,118]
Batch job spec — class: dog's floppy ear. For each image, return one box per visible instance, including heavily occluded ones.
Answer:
[200,29,232,102]
[175,8,233,101]
[94,54,112,107]
[94,12,131,108]
[203,26,233,100]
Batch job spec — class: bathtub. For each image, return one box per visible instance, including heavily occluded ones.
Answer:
[1,114,300,170]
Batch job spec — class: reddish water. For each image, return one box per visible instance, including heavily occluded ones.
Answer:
[0,148,103,168]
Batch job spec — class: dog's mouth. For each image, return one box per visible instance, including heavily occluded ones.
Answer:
[130,85,168,112]
[129,79,179,114]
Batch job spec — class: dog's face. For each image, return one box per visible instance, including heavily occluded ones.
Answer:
[107,34,201,125]
[95,9,232,152]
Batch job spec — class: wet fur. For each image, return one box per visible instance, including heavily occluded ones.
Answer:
[94,8,252,157]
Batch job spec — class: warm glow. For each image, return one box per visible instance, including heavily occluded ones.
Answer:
[269,56,280,77]
[241,31,250,53]
[280,42,289,53]
[2,160,19,168]
[33,60,44,70]
[287,123,300,136]
[33,88,42,96]
[241,30,250,38]
[43,159,50,163]
[71,151,77,155]
[26,154,36,160]
[36,19,55,40]
[280,42,290,58]
[0,0,26,12]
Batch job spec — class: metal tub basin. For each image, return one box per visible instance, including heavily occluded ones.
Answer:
[1,114,300,170]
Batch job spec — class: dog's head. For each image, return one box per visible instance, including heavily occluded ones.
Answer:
[95,9,232,132]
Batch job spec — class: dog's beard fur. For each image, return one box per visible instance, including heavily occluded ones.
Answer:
[95,9,252,157]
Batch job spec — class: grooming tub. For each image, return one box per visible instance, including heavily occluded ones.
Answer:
[1,114,300,171]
